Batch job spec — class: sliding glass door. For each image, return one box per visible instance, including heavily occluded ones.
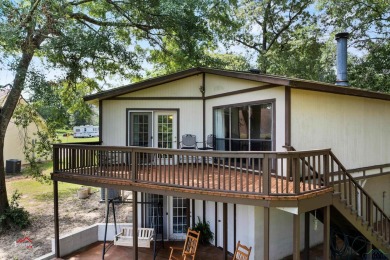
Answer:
[214,102,274,151]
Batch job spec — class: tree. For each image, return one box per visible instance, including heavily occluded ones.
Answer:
[232,0,314,72]
[318,0,390,91]
[318,0,390,49]
[146,1,244,76]
[348,41,390,93]
[0,0,220,216]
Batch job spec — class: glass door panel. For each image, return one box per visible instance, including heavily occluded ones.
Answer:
[129,112,152,147]
[169,197,188,240]
[154,112,177,164]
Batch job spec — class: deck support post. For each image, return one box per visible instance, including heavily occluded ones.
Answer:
[223,203,228,260]
[264,207,270,260]
[133,191,138,260]
[293,213,300,260]
[323,206,330,260]
[191,199,195,228]
[304,212,310,260]
[186,199,191,231]
[366,242,372,260]
[54,180,60,258]
[215,202,218,246]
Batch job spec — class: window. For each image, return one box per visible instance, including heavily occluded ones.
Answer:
[214,102,273,151]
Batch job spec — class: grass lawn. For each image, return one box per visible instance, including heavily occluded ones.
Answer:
[57,134,99,143]
[6,161,98,207]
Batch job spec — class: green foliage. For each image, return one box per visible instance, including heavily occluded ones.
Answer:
[233,0,314,73]
[13,102,60,183]
[0,191,31,232]
[192,216,214,245]
[318,0,390,48]
[348,41,390,93]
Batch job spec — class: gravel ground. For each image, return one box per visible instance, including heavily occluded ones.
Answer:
[0,177,132,260]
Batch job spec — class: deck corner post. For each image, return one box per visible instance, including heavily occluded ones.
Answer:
[223,203,228,260]
[293,213,300,260]
[263,154,269,195]
[323,206,330,260]
[131,149,136,181]
[323,153,330,186]
[264,207,270,260]
[293,156,300,194]
[304,212,310,260]
[53,180,60,258]
[133,191,138,259]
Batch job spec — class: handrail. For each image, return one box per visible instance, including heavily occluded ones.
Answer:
[52,144,332,196]
[329,151,390,244]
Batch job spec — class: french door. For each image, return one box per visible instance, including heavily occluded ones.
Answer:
[128,111,177,149]
[129,112,153,147]
[169,197,189,240]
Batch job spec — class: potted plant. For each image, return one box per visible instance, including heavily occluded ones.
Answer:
[192,216,214,245]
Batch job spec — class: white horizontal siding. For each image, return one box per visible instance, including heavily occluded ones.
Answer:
[102,99,203,146]
[205,74,266,96]
[291,89,390,168]
[119,75,203,98]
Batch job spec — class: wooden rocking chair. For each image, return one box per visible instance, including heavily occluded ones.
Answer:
[169,228,200,260]
[233,241,252,260]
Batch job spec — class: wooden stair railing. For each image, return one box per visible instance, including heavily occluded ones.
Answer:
[329,151,390,252]
[283,145,324,185]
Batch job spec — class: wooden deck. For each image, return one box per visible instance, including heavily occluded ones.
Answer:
[52,144,335,206]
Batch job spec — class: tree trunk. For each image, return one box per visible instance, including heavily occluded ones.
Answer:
[0,52,34,215]
[0,138,8,214]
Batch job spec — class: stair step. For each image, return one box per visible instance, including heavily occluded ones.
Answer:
[333,192,342,197]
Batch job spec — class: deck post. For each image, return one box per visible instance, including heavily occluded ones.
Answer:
[304,212,310,260]
[223,203,227,260]
[263,155,269,195]
[293,213,300,260]
[186,199,191,230]
[264,207,270,260]
[133,191,138,260]
[323,206,330,260]
[54,180,60,258]
[215,202,218,246]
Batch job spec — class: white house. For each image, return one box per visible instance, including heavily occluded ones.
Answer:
[51,66,390,259]
[0,89,46,165]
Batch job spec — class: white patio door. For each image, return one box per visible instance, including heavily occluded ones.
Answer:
[129,112,153,147]
[153,112,177,165]
[169,196,189,240]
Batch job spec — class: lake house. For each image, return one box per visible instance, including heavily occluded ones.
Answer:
[51,66,390,259]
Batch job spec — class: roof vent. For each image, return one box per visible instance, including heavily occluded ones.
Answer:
[249,68,261,74]
[335,32,349,86]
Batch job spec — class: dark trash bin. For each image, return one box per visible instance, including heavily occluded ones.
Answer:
[6,159,21,174]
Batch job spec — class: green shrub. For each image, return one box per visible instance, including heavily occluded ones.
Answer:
[192,216,214,245]
[0,190,31,232]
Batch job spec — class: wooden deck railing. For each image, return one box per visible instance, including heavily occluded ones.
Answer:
[53,144,333,196]
[328,151,390,245]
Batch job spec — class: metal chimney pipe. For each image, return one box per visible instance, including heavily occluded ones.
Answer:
[335,32,349,86]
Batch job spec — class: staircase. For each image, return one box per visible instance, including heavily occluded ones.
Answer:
[327,151,390,257]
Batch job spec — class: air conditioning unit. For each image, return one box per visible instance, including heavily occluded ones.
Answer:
[6,159,21,174]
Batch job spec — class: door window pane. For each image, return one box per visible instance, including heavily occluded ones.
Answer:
[172,197,187,234]
[157,115,173,149]
[131,113,151,147]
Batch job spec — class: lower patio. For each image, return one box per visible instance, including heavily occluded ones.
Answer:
[64,241,233,260]
[63,241,327,260]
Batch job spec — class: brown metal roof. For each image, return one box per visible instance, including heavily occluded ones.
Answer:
[84,67,390,102]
